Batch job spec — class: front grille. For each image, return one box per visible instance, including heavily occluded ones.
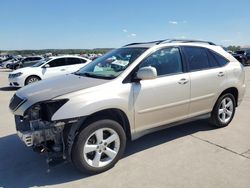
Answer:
[9,94,26,111]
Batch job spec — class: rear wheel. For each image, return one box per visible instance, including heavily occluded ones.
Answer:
[72,119,126,174]
[210,93,236,127]
[6,64,10,69]
[25,76,41,85]
[241,59,246,66]
[18,64,23,69]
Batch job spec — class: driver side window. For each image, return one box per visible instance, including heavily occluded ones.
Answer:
[48,58,66,67]
[139,47,183,76]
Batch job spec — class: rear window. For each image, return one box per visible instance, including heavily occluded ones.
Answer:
[183,47,210,71]
[65,58,82,65]
[209,50,228,67]
[33,57,42,60]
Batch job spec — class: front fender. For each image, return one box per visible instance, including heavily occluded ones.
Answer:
[51,83,134,130]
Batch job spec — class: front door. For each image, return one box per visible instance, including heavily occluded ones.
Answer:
[41,58,67,79]
[133,47,190,132]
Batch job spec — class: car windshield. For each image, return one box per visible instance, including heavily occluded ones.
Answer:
[75,47,147,79]
[32,58,51,67]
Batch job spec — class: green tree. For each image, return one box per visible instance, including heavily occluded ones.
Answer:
[227,45,241,52]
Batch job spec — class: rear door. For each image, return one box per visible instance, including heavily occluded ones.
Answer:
[182,46,227,117]
[65,57,87,73]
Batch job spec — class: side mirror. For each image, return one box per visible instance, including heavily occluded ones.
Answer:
[43,64,50,68]
[136,66,157,80]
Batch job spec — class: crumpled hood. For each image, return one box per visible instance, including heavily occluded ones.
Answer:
[14,74,109,115]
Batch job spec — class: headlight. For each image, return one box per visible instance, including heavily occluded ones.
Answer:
[30,105,41,120]
[25,99,68,121]
[15,72,23,77]
[9,72,23,78]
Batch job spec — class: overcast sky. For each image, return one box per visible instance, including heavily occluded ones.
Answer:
[1,0,249,50]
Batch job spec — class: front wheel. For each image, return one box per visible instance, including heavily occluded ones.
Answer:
[72,119,126,174]
[210,93,236,127]
[25,76,41,85]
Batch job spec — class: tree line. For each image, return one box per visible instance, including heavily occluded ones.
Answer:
[0,46,243,56]
[0,48,113,56]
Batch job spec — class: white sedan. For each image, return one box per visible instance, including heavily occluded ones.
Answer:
[8,55,91,87]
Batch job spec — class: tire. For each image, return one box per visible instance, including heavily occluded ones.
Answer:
[25,76,41,85]
[72,119,126,174]
[241,59,246,66]
[210,93,236,128]
[6,64,10,69]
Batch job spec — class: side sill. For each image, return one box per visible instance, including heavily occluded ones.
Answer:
[131,113,211,141]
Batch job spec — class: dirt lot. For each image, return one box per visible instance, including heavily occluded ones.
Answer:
[0,68,250,188]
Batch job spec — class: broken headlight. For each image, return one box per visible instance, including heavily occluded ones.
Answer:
[25,99,68,121]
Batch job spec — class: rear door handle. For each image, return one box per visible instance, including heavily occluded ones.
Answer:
[60,69,66,71]
[218,72,224,77]
[178,78,189,85]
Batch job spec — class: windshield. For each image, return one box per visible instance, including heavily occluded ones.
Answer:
[32,58,51,67]
[75,47,147,79]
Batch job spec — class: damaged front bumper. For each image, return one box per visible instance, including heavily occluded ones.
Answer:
[15,115,65,149]
[14,114,85,165]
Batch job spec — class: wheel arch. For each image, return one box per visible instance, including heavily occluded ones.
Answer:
[24,75,41,85]
[218,87,239,106]
[80,108,132,140]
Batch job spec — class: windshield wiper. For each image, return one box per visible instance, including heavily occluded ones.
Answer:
[73,72,115,80]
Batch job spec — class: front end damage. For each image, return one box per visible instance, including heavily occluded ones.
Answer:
[11,97,84,166]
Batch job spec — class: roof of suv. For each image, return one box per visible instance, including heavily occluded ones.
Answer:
[123,39,237,62]
[123,39,216,48]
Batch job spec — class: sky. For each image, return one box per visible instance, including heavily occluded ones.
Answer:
[0,0,250,50]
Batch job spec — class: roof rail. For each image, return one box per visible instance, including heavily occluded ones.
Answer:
[124,39,216,47]
[123,40,165,47]
[157,39,216,45]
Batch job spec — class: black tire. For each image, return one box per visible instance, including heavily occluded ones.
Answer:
[25,75,41,85]
[210,93,236,128]
[72,119,126,174]
[6,64,10,69]
[241,59,246,66]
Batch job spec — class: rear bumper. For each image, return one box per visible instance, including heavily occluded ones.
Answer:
[238,83,246,106]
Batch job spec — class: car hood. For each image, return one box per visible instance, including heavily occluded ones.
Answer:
[14,74,109,115]
[11,67,34,74]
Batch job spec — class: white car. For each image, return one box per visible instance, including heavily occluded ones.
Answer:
[8,55,91,87]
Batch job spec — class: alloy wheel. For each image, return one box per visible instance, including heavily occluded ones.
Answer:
[83,128,120,168]
[27,77,39,84]
[218,97,234,124]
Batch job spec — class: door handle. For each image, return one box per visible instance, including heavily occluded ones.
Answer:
[218,72,224,77]
[178,78,189,85]
[60,69,66,71]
